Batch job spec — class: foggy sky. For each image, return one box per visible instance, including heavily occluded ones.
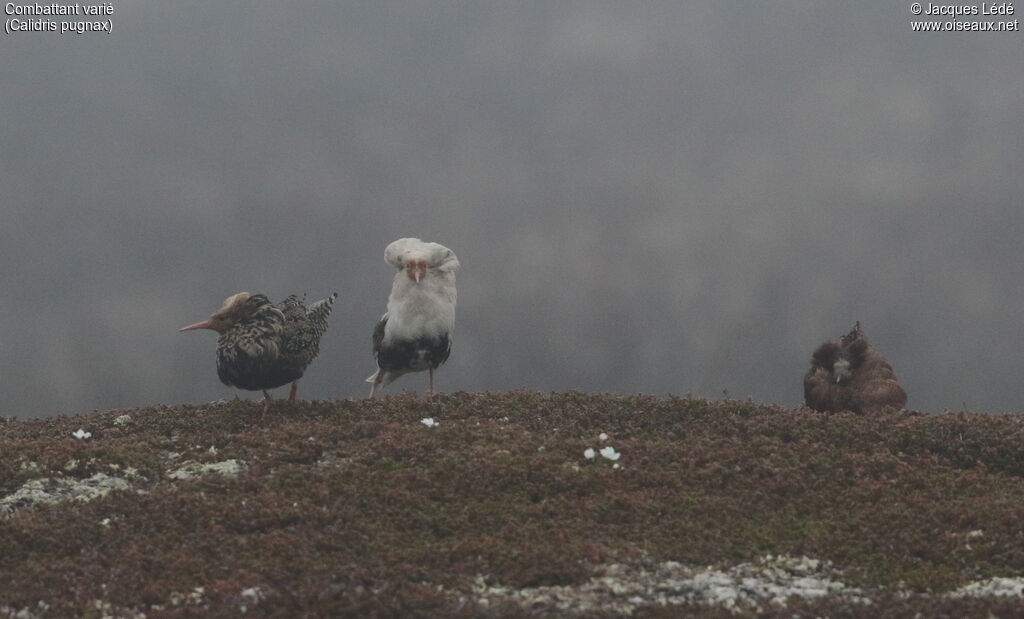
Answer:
[3,2,1023,417]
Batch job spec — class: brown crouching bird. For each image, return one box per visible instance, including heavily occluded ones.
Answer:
[180,291,337,405]
[803,322,907,413]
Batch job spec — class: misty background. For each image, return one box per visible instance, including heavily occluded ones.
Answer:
[2,2,1022,418]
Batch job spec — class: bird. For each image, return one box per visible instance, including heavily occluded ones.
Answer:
[180,291,337,405]
[803,322,907,413]
[366,238,459,397]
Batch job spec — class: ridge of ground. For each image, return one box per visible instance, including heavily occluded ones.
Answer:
[2,392,1024,617]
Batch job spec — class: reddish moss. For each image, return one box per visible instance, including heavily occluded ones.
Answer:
[2,393,1024,615]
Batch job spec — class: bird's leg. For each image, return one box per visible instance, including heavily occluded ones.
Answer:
[289,381,299,401]
[262,390,272,412]
[427,368,435,396]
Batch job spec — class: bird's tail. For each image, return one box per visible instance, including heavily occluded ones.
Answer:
[307,292,338,333]
[365,368,402,386]
[309,292,338,318]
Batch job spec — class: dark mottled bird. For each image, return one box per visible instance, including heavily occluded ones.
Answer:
[367,238,459,397]
[181,291,337,404]
[804,322,907,413]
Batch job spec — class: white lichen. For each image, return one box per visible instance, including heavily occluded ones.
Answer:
[93,601,145,618]
[473,555,865,614]
[168,586,207,607]
[0,601,50,619]
[952,576,1024,598]
[239,585,266,613]
[1,473,133,516]
[167,459,245,481]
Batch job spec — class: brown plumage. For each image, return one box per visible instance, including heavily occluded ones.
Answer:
[180,291,337,405]
[803,323,907,413]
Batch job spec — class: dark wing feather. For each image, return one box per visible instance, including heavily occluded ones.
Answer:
[436,334,451,366]
[372,313,388,361]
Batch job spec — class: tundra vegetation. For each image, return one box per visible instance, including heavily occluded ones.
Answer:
[2,392,1024,617]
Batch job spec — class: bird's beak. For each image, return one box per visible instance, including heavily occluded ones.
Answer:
[836,375,842,384]
[179,319,214,332]
[406,260,427,283]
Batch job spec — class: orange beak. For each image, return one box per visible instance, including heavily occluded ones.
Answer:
[179,319,214,332]
[406,260,428,283]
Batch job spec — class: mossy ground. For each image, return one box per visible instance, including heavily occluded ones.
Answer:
[2,392,1024,617]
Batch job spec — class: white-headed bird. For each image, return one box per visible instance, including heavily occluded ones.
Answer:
[181,291,337,404]
[804,322,907,413]
[366,238,459,396]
